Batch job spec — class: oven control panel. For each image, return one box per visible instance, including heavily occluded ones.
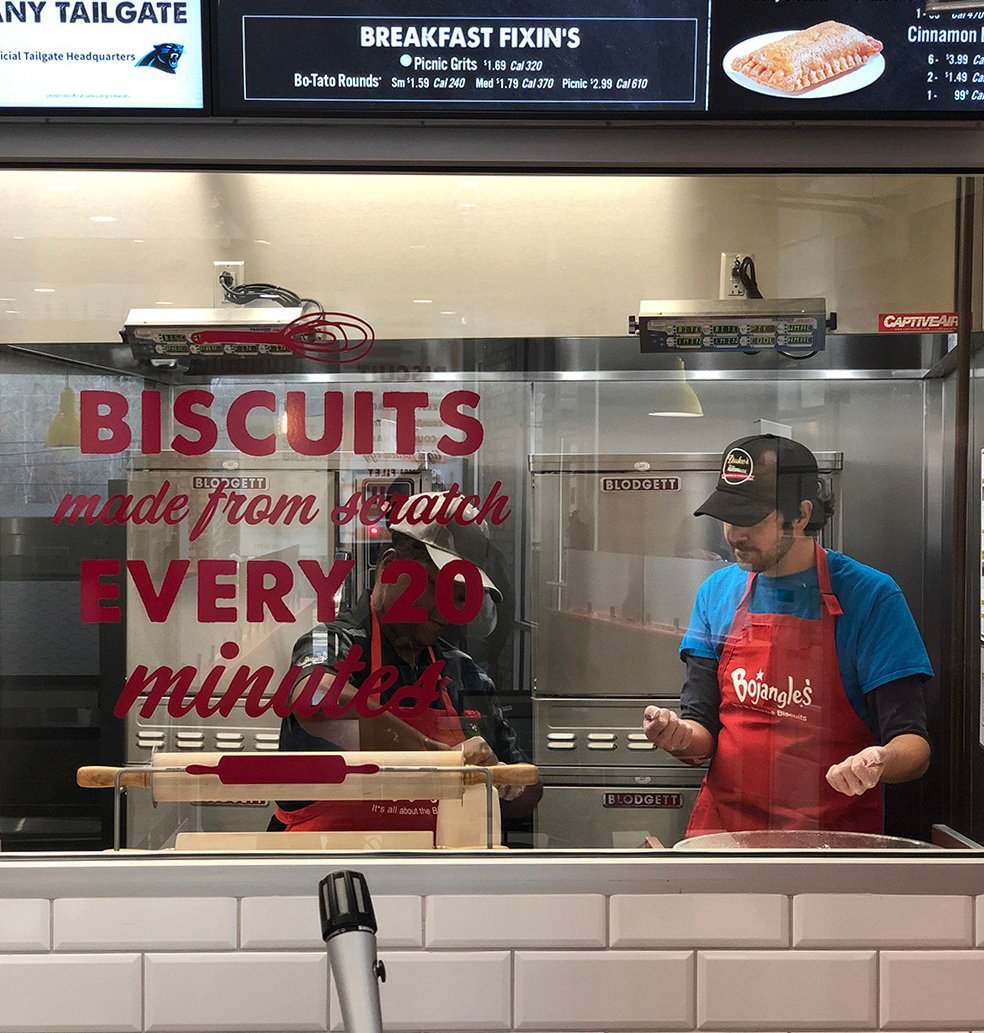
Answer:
[631,298,827,354]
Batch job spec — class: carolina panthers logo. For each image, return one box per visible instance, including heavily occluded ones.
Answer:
[136,43,183,75]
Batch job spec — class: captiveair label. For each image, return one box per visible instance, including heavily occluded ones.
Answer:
[879,312,958,332]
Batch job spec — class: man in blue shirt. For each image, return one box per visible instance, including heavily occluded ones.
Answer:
[643,434,932,833]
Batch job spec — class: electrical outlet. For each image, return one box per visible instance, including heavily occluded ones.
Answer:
[213,260,245,307]
[719,252,754,300]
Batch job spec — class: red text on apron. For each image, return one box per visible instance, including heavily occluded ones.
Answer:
[686,543,882,836]
[276,603,465,834]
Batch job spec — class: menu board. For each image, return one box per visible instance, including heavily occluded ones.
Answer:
[212,0,984,118]
[0,0,205,111]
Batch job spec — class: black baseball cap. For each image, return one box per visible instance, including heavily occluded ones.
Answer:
[695,434,820,527]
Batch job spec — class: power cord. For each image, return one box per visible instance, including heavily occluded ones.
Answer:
[735,256,763,299]
[218,271,323,313]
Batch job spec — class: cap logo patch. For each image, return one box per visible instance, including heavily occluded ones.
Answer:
[721,448,753,484]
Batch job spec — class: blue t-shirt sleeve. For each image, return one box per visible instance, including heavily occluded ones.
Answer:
[851,581,934,693]
[681,574,735,661]
[680,578,721,660]
[680,566,747,661]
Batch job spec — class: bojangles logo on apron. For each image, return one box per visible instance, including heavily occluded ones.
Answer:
[730,667,815,723]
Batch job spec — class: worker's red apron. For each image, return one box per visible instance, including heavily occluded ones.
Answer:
[686,543,882,836]
[275,604,465,833]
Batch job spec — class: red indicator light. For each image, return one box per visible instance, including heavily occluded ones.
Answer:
[368,525,379,536]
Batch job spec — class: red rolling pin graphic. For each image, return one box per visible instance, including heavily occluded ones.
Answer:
[184,754,380,785]
[190,311,375,363]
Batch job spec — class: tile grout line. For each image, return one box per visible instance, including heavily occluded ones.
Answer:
[509,947,516,1032]
[874,946,881,1033]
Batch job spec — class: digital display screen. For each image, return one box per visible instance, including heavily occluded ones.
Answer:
[213,0,707,115]
[212,0,984,118]
[0,0,205,112]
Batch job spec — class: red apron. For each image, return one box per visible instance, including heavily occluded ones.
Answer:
[686,543,882,836]
[275,604,465,833]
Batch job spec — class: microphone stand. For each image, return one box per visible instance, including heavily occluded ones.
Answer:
[319,870,386,1033]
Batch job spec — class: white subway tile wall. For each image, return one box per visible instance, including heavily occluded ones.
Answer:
[0,899,49,951]
[610,894,788,948]
[696,950,878,1030]
[54,897,238,951]
[792,895,973,948]
[330,951,512,1031]
[241,895,423,949]
[514,950,694,1030]
[426,894,606,948]
[144,951,327,1032]
[880,951,984,1029]
[0,892,981,1031]
[0,953,142,1033]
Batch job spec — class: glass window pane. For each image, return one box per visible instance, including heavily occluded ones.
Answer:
[0,170,970,854]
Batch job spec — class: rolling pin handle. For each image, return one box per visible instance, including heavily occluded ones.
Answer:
[76,766,153,790]
[489,763,539,787]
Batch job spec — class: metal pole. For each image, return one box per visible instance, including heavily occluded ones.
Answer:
[949,176,975,831]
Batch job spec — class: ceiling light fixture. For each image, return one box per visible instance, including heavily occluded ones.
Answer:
[45,383,81,448]
[648,357,704,418]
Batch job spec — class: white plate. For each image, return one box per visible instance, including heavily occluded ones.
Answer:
[723,30,885,100]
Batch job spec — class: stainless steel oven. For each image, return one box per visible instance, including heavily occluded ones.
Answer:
[530,451,842,848]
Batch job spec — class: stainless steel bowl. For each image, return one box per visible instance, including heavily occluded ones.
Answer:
[672,829,933,850]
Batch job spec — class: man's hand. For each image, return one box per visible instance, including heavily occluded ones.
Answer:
[460,735,498,766]
[643,706,694,754]
[459,735,523,801]
[825,746,887,796]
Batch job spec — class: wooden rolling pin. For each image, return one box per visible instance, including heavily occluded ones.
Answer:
[77,751,538,803]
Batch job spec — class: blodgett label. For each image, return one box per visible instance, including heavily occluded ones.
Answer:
[600,476,680,492]
[192,476,268,490]
[602,792,684,808]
